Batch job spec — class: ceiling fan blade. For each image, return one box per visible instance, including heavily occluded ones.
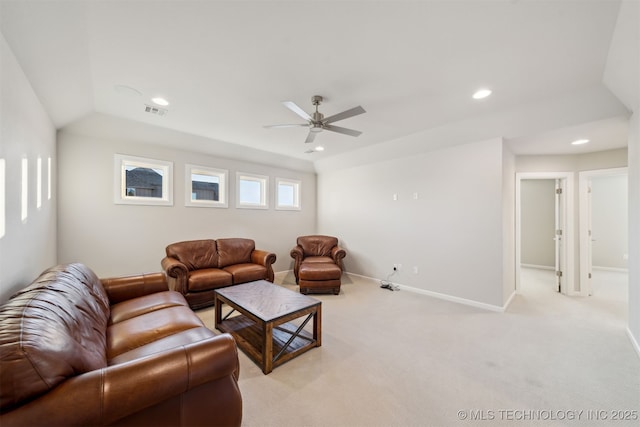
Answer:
[282,101,312,121]
[263,124,308,129]
[324,124,362,137]
[304,131,317,143]
[322,106,366,124]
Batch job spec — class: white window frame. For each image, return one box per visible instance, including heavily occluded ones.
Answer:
[114,154,173,206]
[275,177,301,211]
[236,172,268,209]
[185,164,228,208]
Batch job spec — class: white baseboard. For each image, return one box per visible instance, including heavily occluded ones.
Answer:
[627,328,640,360]
[346,272,509,312]
[593,266,629,273]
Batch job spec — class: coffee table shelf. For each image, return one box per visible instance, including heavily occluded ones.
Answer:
[214,280,321,374]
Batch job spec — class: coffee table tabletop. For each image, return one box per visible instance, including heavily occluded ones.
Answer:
[214,280,322,374]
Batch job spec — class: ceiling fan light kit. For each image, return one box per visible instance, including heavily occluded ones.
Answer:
[265,95,366,144]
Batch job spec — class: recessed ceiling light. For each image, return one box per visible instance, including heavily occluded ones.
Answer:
[151,97,170,107]
[315,146,325,151]
[472,89,492,100]
[114,85,142,97]
[571,139,590,145]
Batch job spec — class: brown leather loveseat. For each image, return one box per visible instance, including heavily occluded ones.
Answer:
[0,263,242,427]
[161,238,276,309]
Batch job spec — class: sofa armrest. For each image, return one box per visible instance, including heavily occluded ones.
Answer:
[251,249,276,267]
[0,334,242,427]
[161,256,189,294]
[101,272,169,304]
[290,245,304,282]
[331,246,347,270]
[290,245,304,262]
[251,249,276,282]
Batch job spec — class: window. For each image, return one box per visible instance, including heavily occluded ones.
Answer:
[114,154,173,206]
[37,157,42,209]
[21,158,28,222]
[47,157,52,200]
[276,178,301,210]
[185,164,228,208]
[236,172,268,209]
[0,159,5,238]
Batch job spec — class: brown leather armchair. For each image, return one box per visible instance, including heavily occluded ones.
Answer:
[290,235,346,295]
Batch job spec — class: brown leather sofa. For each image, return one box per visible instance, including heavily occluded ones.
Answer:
[161,238,276,309]
[290,235,347,295]
[0,263,242,427]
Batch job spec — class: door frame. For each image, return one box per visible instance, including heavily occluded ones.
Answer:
[515,172,575,294]
[578,167,628,296]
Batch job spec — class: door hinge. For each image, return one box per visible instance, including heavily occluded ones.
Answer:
[556,229,563,236]
[556,270,563,277]
[588,272,592,279]
[556,188,563,194]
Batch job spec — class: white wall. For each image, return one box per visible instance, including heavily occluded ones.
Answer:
[0,33,57,302]
[502,144,516,305]
[317,137,507,308]
[628,111,639,353]
[591,174,628,269]
[57,126,316,278]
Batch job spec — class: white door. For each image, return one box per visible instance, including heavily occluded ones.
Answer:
[554,179,564,293]
[585,180,593,295]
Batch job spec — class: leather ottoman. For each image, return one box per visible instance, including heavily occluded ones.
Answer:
[298,262,342,295]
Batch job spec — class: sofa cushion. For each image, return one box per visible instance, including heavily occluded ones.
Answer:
[166,239,218,270]
[301,256,335,264]
[109,290,189,324]
[188,268,233,291]
[108,327,216,365]
[217,238,255,268]
[0,263,110,411]
[223,264,267,284]
[106,306,205,360]
[298,235,338,257]
[299,262,342,280]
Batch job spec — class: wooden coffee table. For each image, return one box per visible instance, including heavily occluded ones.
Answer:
[214,280,321,374]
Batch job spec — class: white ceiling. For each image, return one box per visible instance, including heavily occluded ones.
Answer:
[0,0,633,167]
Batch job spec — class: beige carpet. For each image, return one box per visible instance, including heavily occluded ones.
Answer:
[196,269,640,426]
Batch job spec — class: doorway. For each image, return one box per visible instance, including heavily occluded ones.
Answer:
[578,167,628,297]
[515,172,575,294]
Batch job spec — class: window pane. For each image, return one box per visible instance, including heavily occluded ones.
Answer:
[191,173,220,201]
[240,179,261,204]
[125,165,164,198]
[278,183,294,206]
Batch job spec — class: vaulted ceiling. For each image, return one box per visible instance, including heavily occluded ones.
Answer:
[1,0,635,168]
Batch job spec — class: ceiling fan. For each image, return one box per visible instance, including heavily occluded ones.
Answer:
[264,95,366,143]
